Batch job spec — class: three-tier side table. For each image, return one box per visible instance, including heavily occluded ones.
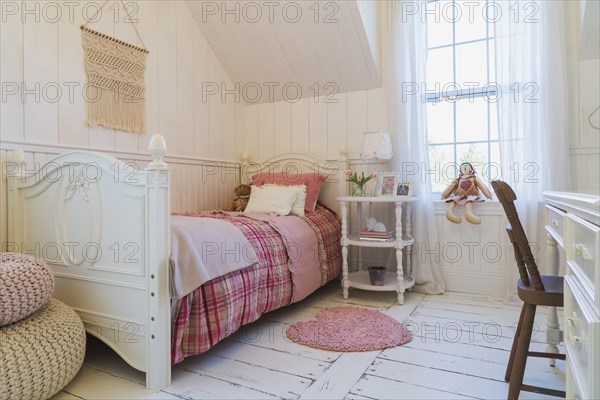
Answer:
[337,196,418,304]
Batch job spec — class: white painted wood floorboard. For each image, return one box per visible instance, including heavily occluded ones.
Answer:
[51,282,565,400]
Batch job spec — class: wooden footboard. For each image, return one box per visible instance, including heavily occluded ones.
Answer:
[7,135,171,390]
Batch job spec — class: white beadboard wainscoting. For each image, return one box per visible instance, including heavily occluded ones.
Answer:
[343,191,515,299]
[433,201,514,299]
[0,146,241,252]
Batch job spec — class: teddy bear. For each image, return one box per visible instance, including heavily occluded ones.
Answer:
[226,184,251,212]
[440,162,493,224]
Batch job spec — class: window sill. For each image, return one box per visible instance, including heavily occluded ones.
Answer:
[433,200,504,215]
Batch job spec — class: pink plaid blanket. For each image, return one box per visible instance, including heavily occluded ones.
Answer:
[170,204,342,364]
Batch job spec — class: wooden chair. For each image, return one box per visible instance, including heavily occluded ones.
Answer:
[491,181,565,400]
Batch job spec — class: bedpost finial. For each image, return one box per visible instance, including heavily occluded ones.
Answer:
[147,134,167,170]
[10,149,25,175]
[240,151,250,165]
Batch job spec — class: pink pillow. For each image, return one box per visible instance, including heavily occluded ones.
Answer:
[252,172,327,214]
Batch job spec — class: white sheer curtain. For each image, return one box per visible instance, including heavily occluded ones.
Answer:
[494,0,575,257]
[386,1,445,294]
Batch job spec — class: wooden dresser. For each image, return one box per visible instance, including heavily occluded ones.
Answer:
[543,192,599,399]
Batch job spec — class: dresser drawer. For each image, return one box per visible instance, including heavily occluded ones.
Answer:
[564,275,600,399]
[566,358,588,400]
[546,205,566,247]
[566,214,600,309]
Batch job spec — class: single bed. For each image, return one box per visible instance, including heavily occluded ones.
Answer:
[6,136,347,391]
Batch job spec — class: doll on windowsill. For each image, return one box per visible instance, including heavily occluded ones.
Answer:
[440,162,493,224]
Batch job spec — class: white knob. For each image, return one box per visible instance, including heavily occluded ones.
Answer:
[571,330,586,349]
[574,243,593,261]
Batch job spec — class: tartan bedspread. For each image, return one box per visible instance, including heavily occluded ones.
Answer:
[170,204,342,364]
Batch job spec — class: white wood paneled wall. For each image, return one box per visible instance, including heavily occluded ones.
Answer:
[433,202,513,299]
[0,148,239,251]
[571,58,600,194]
[243,90,387,162]
[0,0,245,161]
[571,149,600,193]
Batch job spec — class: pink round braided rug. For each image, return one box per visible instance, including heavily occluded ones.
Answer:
[286,306,412,352]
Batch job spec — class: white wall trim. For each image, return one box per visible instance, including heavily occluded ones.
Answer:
[0,140,239,166]
[570,146,600,155]
[433,200,505,214]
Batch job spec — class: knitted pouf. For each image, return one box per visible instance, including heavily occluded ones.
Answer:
[0,252,54,326]
[0,299,87,400]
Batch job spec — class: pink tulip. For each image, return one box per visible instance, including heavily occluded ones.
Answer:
[370,171,377,178]
[344,169,353,175]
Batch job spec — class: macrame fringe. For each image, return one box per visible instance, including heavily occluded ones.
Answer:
[87,87,145,134]
[81,24,147,134]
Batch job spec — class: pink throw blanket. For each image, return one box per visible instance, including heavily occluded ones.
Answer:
[241,213,322,302]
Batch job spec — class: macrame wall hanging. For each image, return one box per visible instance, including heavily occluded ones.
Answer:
[81,0,149,134]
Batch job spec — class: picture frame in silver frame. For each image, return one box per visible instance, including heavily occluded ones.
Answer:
[395,179,413,197]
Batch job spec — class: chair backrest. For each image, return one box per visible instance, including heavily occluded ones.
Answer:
[491,180,545,291]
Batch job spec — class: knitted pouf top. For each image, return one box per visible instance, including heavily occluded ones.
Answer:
[0,253,54,326]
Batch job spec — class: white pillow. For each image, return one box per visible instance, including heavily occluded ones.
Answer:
[244,185,297,216]
[264,184,307,217]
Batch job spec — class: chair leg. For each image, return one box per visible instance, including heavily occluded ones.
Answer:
[507,303,536,400]
[505,304,526,382]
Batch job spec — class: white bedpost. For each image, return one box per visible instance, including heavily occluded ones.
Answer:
[7,149,26,248]
[145,134,171,390]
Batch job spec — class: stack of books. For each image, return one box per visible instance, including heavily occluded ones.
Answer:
[359,229,395,241]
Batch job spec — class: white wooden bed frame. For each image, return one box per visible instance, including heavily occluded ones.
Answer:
[6,135,347,391]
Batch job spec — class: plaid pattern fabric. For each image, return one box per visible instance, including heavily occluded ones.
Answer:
[303,203,343,284]
[170,206,341,364]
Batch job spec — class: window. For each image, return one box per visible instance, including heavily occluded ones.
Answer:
[425,0,498,192]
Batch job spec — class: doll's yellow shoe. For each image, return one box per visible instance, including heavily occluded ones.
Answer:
[446,210,461,224]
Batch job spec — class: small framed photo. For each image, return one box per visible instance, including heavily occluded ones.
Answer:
[376,173,399,196]
[396,180,413,197]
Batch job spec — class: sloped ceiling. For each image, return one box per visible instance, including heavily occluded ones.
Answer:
[186,0,381,103]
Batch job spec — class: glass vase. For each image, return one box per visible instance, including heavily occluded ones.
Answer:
[352,185,367,197]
